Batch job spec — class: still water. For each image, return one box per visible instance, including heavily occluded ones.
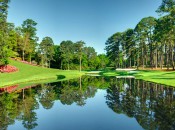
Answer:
[0,76,175,130]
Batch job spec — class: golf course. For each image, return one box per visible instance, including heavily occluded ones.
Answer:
[1,59,175,88]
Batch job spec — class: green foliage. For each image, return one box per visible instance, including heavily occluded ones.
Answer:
[0,0,110,70]
[39,36,54,67]
[21,19,38,62]
[0,0,10,65]
[105,0,175,70]
[57,40,107,71]
[105,32,122,68]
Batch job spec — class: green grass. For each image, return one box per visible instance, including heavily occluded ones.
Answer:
[0,60,85,87]
[1,60,175,88]
[99,69,175,87]
[100,70,135,76]
[135,70,175,87]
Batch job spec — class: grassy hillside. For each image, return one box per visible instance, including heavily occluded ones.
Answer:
[0,60,84,87]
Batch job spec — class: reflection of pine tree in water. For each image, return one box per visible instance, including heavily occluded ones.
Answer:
[20,88,39,130]
[59,76,98,106]
[0,93,19,130]
[106,78,123,114]
[37,84,57,109]
[0,88,39,130]
[106,79,175,130]
[1,76,174,130]
[0,77,102,129]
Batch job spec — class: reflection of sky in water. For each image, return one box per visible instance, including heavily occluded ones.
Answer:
[6,77,175,130]
[8,89,142,130]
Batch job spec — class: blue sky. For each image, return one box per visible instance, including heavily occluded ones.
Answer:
[7,0,162,54]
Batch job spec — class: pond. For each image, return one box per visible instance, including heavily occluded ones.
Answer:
[0,76,175,130]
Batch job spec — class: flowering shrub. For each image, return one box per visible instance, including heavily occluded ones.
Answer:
[0,65,18,73]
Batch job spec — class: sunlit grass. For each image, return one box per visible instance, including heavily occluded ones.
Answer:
[0,60,84,87]
[100,69,175,87]
[135,70,175,87]
[1,60,175,88]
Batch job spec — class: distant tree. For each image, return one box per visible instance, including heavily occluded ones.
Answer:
[6,23,18,57]
[134,16,157,68]
[122,29,135,68]
[98,54,109,69]
[74,41,85,72]
[105,32,123,68]
[60,40,74,70]
[21,19,38,62]
[83,46,97,69]
[39,37,54,68]
[50,45,61,68]
[14,26,24,58]
[156,0,175,70]
[0,0,11,65]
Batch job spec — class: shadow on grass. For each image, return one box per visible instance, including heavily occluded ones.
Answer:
[57,75,66,80]
[160,72,175,75]
[152,77,175,79]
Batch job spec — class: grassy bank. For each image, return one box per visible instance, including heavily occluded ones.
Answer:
[100,69,175,87]
[0,60,84,87]
[1,60,175,88]
[135,70,175,87]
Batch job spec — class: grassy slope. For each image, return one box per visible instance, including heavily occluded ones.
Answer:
[101,70,175,87]
[0,60,84,87]
[1,60,175,87]
[135,70,175,86]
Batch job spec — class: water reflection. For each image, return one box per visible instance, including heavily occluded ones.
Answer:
[0,76,175,130]
[106,78,175,130]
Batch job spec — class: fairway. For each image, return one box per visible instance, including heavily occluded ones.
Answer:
[135,70,175,87]
[100,69,175,87]
[0,60,84,87]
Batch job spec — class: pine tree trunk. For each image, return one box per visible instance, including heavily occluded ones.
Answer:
[155,48,157,69]
[171,47,175,70]
[79,56,82,72]
[22,50,25,61]
[150,44,153,69]
[30,53,31,64]
[48,60,50,68]
[146,55,148,67]
[160,53,163,69]
[137,53,139,69]
[142,47,144,69]
[41,56,44,67]
[167,48,169,70]
[130,57,131,68]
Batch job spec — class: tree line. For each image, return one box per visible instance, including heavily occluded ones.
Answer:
[0,1,109,71]
[105,0,175,70]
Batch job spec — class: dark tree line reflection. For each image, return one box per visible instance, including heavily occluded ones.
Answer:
[106,78,175,130]
[0,77,175,130]
[0,76,110,130]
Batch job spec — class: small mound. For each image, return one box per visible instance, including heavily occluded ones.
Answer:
[0,65,18,73]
